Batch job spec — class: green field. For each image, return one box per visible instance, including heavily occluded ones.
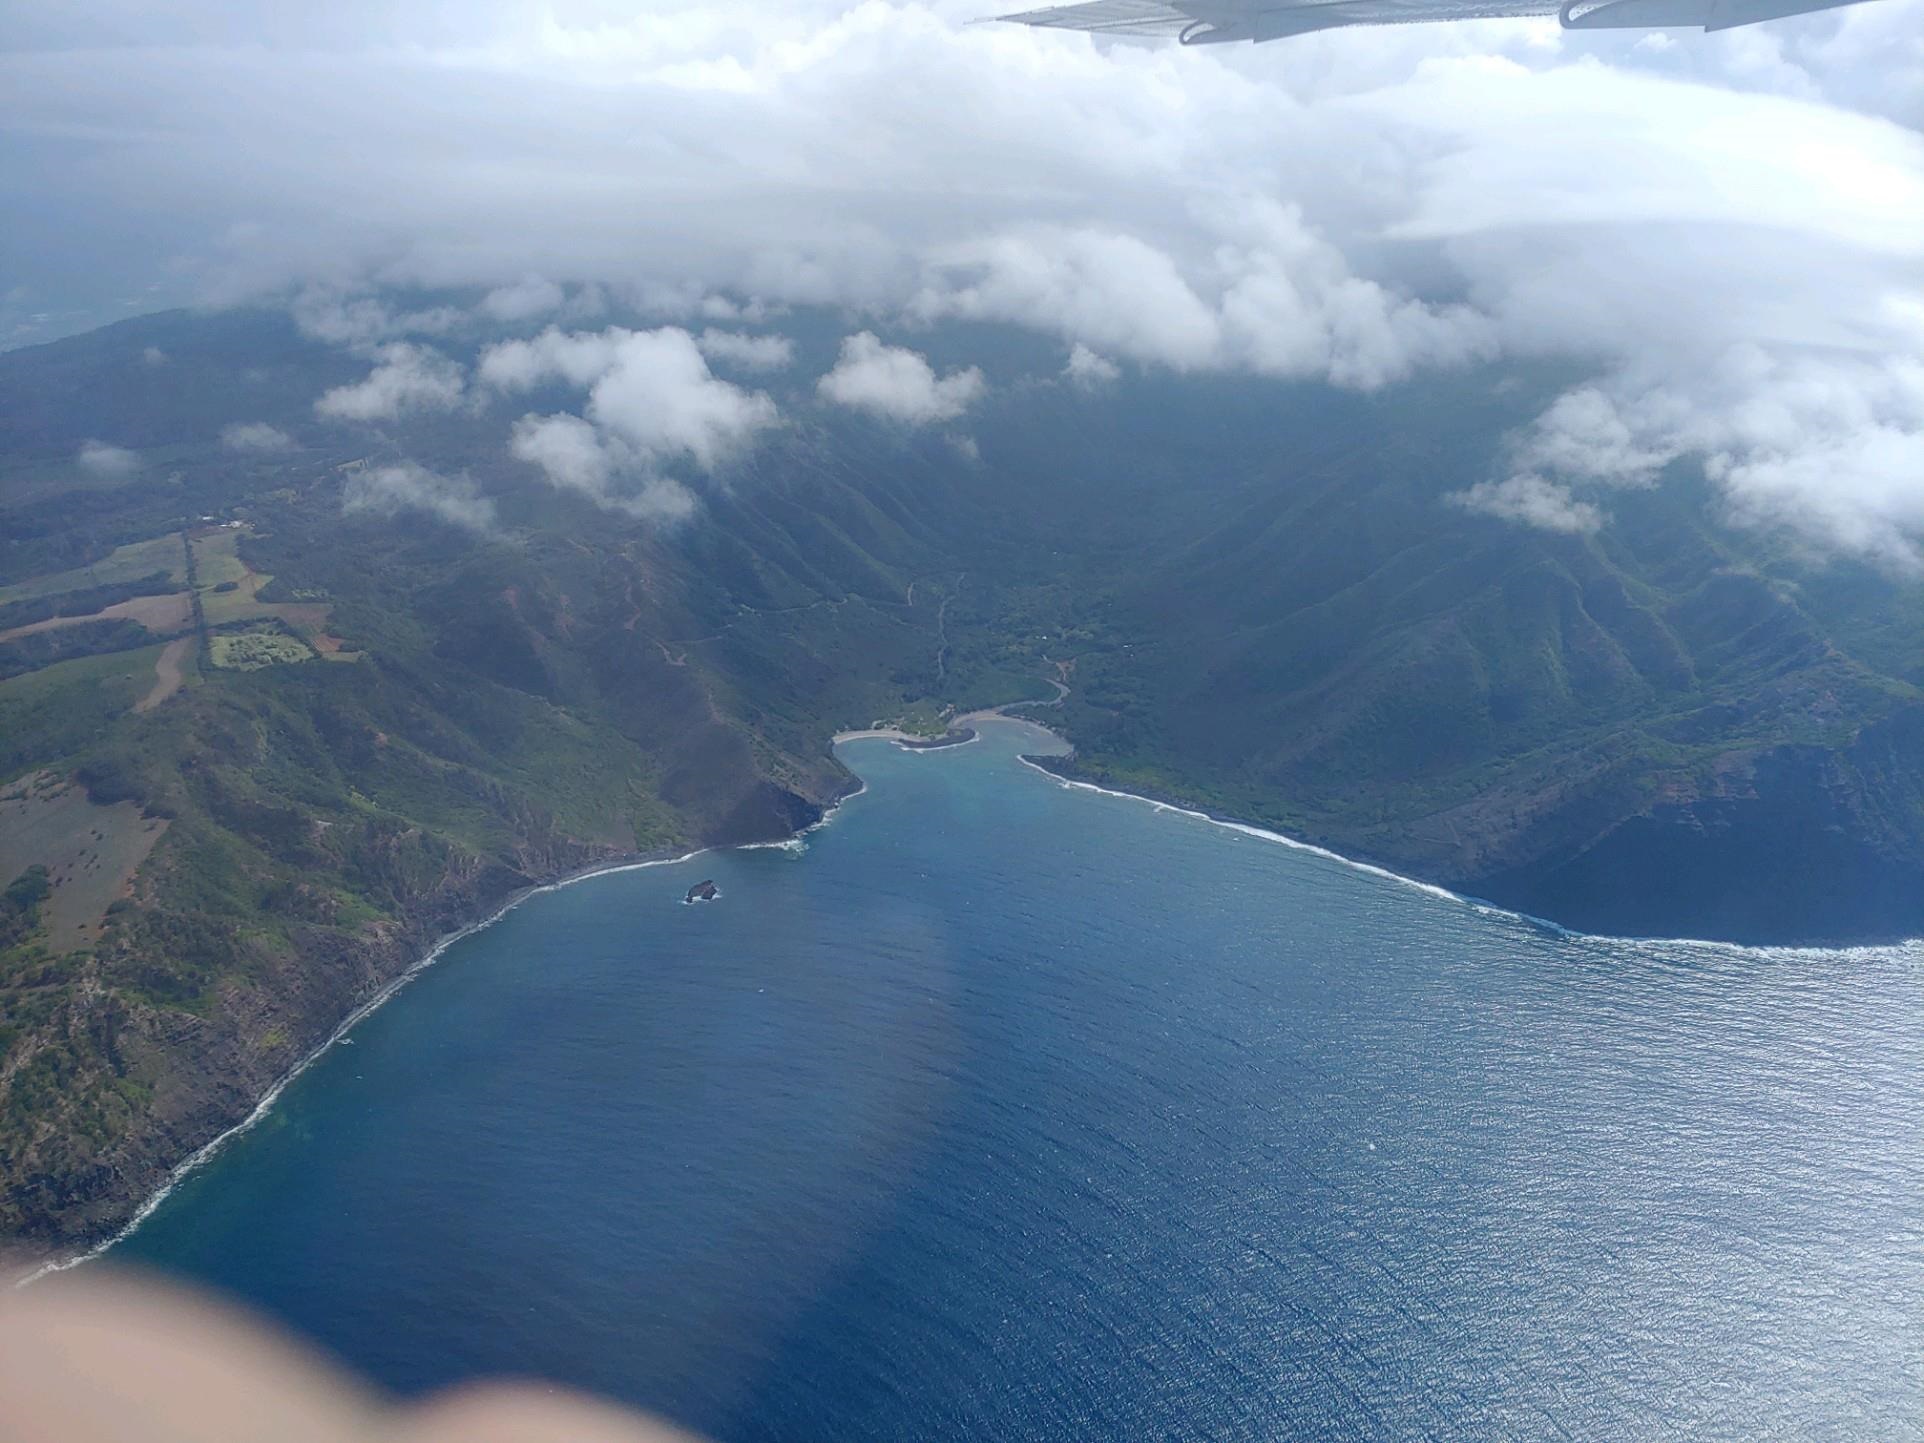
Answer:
[0,643,168,782]
[0,535,187,606]
[189,528,250,591]
[192,528,337,640]
[0,642,166,709]
[194,529,269,626]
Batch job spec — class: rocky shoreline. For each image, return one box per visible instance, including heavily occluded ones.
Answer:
[4,795,843,1283]
[1023,748,1924,949]
[5,839,662,1284]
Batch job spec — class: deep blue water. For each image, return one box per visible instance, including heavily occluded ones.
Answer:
[115,720,1924,1440]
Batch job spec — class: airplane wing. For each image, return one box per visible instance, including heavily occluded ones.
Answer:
[991,0,1204,35]
[994,0,1877,42]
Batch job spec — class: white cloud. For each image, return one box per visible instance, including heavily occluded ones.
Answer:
[1212,203,1497,389]
[914,212,1493,390]
[219,421,295,452]
[292,289,464,346]
[478,326,627,391]
[489,325,778,515]
[480,274,566,323]
[584,328,779,471]
[77,440,140,478]
[342,461,495,532]
[818,332,984,425]
[1717,421,1924,569]
[1509,350,1924,567]
[141,346,168,366]
[1504,388,1674,490]
[1064,343,1120,389]
[1451,474,1604,534]
[509,412,612,495]
[695,328,795,371]
[510,413,697,521]
[1332,52,1924,557]
[914,229,1222,372]
[315,342,466,422]
[1452,384,1679,534]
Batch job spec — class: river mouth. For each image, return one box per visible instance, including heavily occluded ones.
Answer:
[113,720,1924,1441]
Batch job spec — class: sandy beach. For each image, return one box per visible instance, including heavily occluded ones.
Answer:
[830,726,953,745]
[832,677,1071,750]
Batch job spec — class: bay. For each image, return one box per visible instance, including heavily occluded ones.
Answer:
[115,719,1924,1440]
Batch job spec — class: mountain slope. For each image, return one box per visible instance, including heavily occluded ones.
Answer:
[1035,405,1924,943]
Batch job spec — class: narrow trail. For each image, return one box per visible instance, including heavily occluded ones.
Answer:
[932,572,964,684]
[662,595,850,651]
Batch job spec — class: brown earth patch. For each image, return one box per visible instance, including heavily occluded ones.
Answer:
[0,592,193,644]
[135,635,194,713]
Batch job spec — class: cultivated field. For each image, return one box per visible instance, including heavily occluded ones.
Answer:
[0,643,173,780]
[190,527,251,595]
[0,642,170,717]
[192,528,350,655]
[208,629,313,670]
[0,534,187,606]
[0,590,193,645]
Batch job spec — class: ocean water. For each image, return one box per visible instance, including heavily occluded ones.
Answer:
[114,720,1924,1440]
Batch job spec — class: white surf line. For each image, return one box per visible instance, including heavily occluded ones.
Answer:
[11,846,731,1289]
[831,728,982,753]
[801,776,866,830]
[1013,756,1924,962]
[903,730,983,754]
[1015,758,1463,909]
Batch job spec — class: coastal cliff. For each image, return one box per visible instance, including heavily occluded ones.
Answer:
[1458,712,1924,944]
[1039,723,1924,949]
[5,840,597,1255]
[2,750,834,1263]
[3,782,853,1269]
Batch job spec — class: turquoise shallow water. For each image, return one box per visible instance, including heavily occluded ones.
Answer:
[116,719,1924,1440]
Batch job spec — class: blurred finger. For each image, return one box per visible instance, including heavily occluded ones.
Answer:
[0,1271,379,1443]
[395,1382,704,1443]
